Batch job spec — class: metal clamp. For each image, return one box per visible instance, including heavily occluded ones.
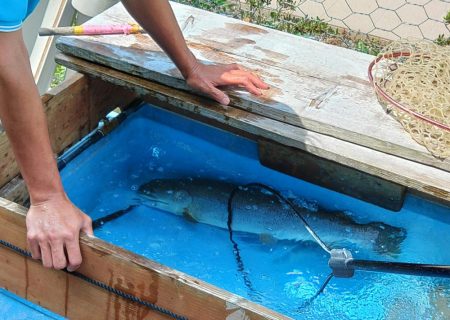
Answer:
[328,248,355,278]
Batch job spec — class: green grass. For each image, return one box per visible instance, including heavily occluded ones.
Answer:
[50,64,67,89]
[434,11,450,46]
[435,34,450,46]
[49,11,78,89]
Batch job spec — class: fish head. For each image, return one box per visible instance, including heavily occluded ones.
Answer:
[138,179,193,215]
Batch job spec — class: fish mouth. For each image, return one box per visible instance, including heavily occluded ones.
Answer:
[139,193,170,206]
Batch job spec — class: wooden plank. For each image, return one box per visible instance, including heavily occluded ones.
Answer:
[26,259,67,316]
[0,176,29,207]
[0,74,88,188]
[43,73,90,153]
[0,197,289,320]
[55,2,450,172]
[259,140,406,211]
[55,53,450,206]
[0,73,137,189]
[0,246,27,296]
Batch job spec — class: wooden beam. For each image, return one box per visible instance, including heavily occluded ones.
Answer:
[0,198,288,320]
[0,73,137,189]
[55,53,450,206]
[259,140,406,211]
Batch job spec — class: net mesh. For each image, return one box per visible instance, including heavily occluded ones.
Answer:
[370,39,450,159]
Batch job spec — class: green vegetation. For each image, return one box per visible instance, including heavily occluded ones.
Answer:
[177,0,234,14]
[436,34,450,46]
[435,10,450,46]
[50,11,79,88]
[50,64,67,89]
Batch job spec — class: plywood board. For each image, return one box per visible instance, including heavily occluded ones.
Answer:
[55,2,450,172]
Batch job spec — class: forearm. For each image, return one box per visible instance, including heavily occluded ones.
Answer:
[0,32,64,204]
[121,0,198,78]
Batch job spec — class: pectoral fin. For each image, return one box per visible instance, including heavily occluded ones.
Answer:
[182,208,198,223]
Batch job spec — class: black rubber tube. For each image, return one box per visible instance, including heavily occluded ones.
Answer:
[348,259,450,278]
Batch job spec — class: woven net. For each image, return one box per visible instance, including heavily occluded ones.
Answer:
[369,39,450,159]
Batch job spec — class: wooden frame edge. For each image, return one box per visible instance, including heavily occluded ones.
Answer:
[0,197,289,320]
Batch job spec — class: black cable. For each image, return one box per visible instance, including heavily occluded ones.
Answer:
[227,183,334,306]
[299,273,334,309]
[236,183,332,254]
[92,205,137,229]
[0,239,188,320]
[227,187,259,299]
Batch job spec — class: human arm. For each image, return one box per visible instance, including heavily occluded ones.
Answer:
[121,0,269,105]
[0,30,92,271]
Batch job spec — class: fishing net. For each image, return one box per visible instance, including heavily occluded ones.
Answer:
[368,39,450,159]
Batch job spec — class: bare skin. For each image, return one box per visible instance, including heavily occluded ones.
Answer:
[121,0,269,105]
[0,30,93,271]
[0,1,268,271]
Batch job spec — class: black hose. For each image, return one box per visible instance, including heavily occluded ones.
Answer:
[348,259,450,278]
[92,205,138,229]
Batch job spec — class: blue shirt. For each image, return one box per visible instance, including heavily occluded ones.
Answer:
[0,0,40,32]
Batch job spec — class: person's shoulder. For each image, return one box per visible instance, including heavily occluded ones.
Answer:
[0,0,28,32]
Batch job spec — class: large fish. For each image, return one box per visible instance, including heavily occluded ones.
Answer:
[138,178,407,255]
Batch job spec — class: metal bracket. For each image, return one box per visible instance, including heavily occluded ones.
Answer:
[328,248,355,278]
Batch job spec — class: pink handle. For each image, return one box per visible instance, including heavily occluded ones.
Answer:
[78,24,138,35]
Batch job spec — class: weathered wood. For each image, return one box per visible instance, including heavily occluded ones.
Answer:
[0,74,88,188]
[0,72,137,190]
[0,197,289,320]
[0,135,19,191]
[55,2,450,172]
[55,53,450,206]
[86,76,137,130]
[42,73,90,156]
[0,176,29,207]
[259,140,406,211]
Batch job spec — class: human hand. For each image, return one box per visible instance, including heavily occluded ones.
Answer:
[184,62,270,105]
[26,194,93,271]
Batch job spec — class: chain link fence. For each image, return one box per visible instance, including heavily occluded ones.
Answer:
[291,0,450,41]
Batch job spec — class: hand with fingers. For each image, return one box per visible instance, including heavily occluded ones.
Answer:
[26,195,93,272]
[184,62,270,105]
[119,0,270,106]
